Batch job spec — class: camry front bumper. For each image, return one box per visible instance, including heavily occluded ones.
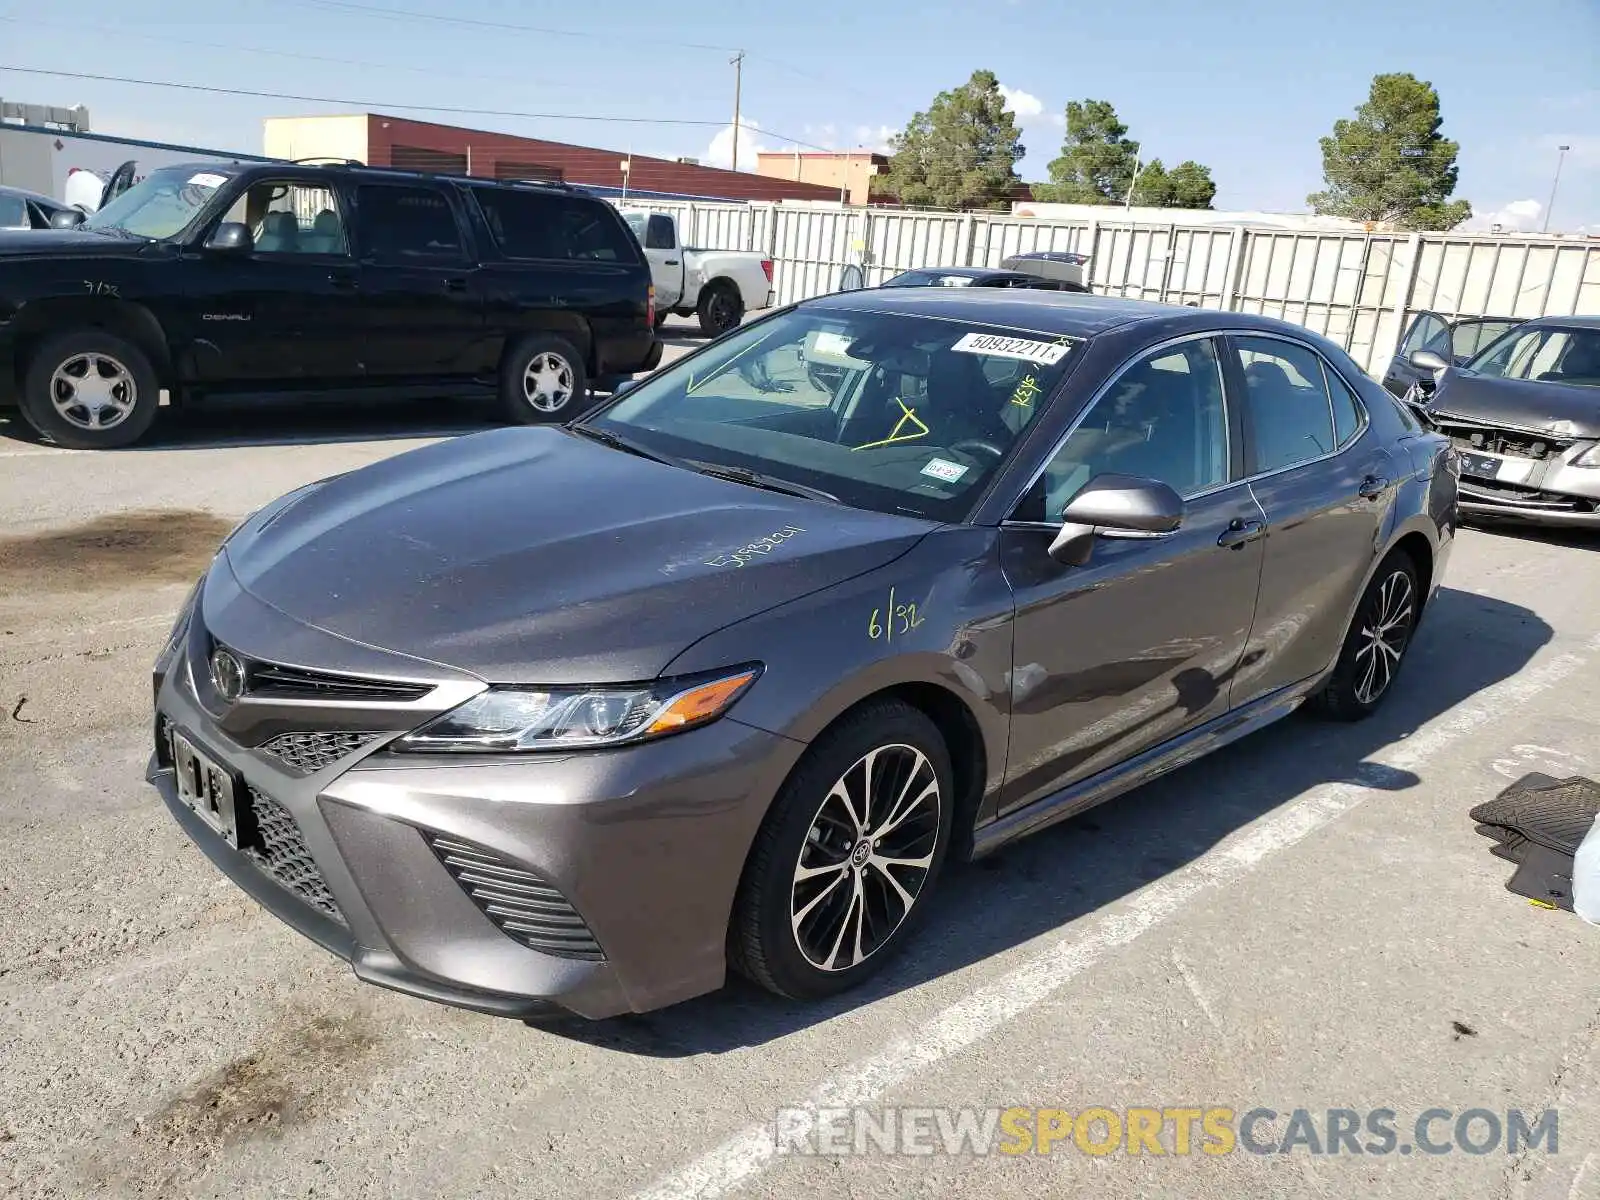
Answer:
[149,575,805,1020]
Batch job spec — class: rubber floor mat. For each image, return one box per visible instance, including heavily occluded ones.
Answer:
[1470,773,1600,857]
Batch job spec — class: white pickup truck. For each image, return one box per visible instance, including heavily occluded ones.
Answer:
[620,209,774,338]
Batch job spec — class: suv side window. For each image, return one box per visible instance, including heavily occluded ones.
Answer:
[219,181,349,256]
[1016,337,1230,521]
[357,184,466,263]
[1233,336,1337,474]
[472,188,640,263]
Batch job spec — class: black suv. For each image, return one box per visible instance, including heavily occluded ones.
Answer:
[0,161,661,448]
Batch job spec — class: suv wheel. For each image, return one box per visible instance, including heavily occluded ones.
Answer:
[730,700,954,1000]
[20,331,160,449]
[1313,551,1421,720]
[501,335,588,424]
[697,282,744,338]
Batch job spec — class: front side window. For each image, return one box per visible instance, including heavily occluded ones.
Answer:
[0,194,26,230]
[1451,319,1521,362]
[219,182,348,256]
[357,184,465,263]
[1234,336,1337,473]
[1401,312,1450,358]
[591,309,1082,522]
[82,165,235,240]
[1017,338,1229,522]
[1467,326,1600,387]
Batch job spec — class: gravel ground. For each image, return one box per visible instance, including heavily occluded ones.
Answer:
[2,337,1598,1199]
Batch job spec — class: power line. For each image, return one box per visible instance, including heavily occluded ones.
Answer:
[0,64,731,129]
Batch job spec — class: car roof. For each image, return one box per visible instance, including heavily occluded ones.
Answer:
[1526,314,1600,330]
[0,183,64,207]
[891,266,1005,278]
[203,159,596,197]
[808,285,1305,339]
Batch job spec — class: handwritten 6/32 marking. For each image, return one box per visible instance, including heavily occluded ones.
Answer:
[867,586,925,643]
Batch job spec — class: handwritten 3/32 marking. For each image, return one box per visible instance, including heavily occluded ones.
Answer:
[704,525,806,569]
[867,585,925,643]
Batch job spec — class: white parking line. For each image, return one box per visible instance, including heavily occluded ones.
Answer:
[630,634,1600,1200]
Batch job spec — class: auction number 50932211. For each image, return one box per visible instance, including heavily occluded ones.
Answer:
[867,586,925,643]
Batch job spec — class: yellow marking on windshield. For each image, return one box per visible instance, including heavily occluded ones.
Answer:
[1010,373,1043,408]
[686,329,782,395]
[852,396,930,451]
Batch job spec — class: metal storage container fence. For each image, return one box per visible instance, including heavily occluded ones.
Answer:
[608,198,1599,374]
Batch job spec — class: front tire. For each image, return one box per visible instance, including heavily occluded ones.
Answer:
[730,700,954,1000]
[499,334,588,424]
[696,281,744,338]
[20,330,160,449]
[1313,551,1421,720]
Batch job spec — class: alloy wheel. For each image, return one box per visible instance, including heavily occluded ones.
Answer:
[705,291,738,335]
[1353,569,1415,705]
[50,353,137,431]
[790,744,942,972]
[522,352,575,414]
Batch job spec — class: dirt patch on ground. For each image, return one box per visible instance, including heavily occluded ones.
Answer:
[82,1005,389,1194]
[0,510,236,593]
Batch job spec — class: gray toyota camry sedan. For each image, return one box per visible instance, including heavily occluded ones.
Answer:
[149,289,1457,1019]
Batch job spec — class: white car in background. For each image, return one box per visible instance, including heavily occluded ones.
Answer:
[620,209,775,337]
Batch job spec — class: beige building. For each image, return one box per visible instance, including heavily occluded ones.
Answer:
[755,151,889,205]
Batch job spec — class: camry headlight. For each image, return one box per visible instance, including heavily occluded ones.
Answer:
[1571,442,1600,468]
[393,665,762,753]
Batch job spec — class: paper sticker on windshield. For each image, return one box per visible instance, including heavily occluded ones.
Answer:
[188,172,228,189]
[951,332,1070,365]
[921,457,969,484]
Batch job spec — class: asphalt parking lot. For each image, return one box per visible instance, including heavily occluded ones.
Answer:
[3,322,1599,1199]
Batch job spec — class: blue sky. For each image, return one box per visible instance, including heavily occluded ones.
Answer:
[3,0,1596,230]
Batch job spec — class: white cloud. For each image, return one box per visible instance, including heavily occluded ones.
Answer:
[999,85,1046,123]
[854,124,896,153]
[703,118,769,171]
[1461,198,1543,232]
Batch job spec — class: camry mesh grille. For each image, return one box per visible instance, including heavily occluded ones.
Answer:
[426,832,604,961]
[245,786,345,924]
[259,731,381,773]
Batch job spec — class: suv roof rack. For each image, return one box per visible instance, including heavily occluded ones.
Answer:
[288,159,588,194]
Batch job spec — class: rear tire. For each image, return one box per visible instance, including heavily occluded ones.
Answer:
[696,282,744,338]
[20,330,160,449]
[1312,551,1421,720]
[729,700,954,1001]
[499,334,588,424]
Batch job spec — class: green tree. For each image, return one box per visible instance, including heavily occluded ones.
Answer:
[1308,72,1471,230]
[1036,99,1140,203]
[1132,160,1217,209]
[876,69,1024,210]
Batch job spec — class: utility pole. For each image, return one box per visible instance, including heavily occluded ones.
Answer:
[1542,144,1571,234]
[730,50,745,172]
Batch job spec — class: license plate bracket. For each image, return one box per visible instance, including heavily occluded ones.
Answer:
[168,725,241,848]
[1457,450,1503,479]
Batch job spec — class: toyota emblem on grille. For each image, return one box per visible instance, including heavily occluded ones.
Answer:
[210,649,246,703]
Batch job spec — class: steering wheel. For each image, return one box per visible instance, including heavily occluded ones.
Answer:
[950,438,1007,464]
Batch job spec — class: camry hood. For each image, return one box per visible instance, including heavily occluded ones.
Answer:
[0,228,150,259]
[1429,369,1600,438]
[223,426,934,684]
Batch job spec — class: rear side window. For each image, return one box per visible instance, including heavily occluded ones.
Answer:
[1233,336,1337,473]
[1324,367,1364,447]
[357,184,466,263]
[473,188,640,263]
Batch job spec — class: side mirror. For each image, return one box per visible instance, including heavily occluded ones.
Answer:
[206,222,254,253]
[612,378,638,396]
[1408,348,1449,373]
[50,208,87,229]
[1048,473,1184,566]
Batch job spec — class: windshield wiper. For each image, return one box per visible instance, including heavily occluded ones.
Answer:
[566,423,679,466]
[687,461,840,505]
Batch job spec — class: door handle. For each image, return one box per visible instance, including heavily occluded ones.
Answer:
[663,258,680,266]
[1217,518,1266,548]
[443,278,469,293]
[1359,474,1389,500]
[328,272,357,289]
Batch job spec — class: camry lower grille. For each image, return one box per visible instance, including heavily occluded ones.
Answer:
[426,832,604,961]
[259,730,381,773]
[245,786,345,924]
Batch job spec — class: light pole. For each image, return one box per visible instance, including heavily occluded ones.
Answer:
[1542,144,1571,234]
[730,51,745,172]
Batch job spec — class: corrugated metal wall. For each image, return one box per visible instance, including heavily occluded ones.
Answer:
[610,199,1600,374]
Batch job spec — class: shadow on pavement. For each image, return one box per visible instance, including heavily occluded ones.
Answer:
[534,585,1553,1056]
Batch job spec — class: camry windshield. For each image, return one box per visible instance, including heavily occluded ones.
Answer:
[1466,325,1600,387]
[82,165,231,240]
[589,308,1082,521]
